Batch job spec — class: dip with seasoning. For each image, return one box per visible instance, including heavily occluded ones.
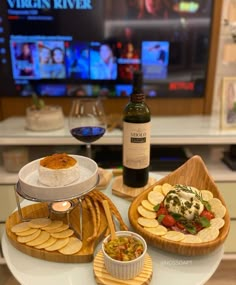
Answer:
[103,235,144,261]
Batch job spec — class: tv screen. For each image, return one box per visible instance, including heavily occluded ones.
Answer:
[0,0,213,98]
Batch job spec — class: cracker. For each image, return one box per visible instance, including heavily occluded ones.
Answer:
[58,237,82,255]
[208,198,223,208]
[210,218,225,229]
[181,234,202,243]
[11,222,30,233]
[137,205,156,219]
[50,229,74,239]
[197,227,219,242]
[152,185,163,194]
[42,220,64,231]
[45,237,69,251]
[201,190,213,201]
[35,236,57,249]
[29,218,52,229]
[141,199,156,211]
[162,231,185,241]
[212,204,226,219]
[162,183,173,196]
[15,228,39,236]
[17,229,41,243]
[147,191,164,206]
[137,217,159,228]
[144,225,167,236]
[46,223,69,233]
[26,231,50,247]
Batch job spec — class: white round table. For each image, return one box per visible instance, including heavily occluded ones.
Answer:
[1,174,223,285]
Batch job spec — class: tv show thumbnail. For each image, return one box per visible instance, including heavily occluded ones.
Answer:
[90,42,117,80]
[115,84,132,97]
[10,42,38,79]
[142,41,169,80]
[36,84,67,96]
[38,41,66,79]
[67,84,93,97]
[117,42,141,81]
[66,42,89,79]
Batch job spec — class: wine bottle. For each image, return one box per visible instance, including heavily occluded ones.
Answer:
[122,71,151,188]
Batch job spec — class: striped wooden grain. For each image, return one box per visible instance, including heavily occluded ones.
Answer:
[93,251,153,285]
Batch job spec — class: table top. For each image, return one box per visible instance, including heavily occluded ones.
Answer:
[1,173,223,285]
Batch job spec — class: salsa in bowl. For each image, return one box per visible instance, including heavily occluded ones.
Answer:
[102,231,147,280]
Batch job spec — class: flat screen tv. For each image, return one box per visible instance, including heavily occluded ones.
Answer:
[0,0,214,98]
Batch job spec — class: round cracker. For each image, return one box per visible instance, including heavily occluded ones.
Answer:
[181,234,202,243]
[26,231,50,247]
[137,217,159,228]
[11,222,30,233]
[137,205,156,219]
[29,218,52,229]
[17,229,41,243]
[15,228,39,236]
[50,229,74,239]
[46,223,69,233]
[35,236,57,249]
[58,237,82,255]
[197,227,219,242]
[144,225,167,236]
[153,185,163,194]
[162,183,173,196]
[147,191,164,206]
[210,217,225,229]
[201,190,213,201]
[45,237,69,251]
[212,204,226,218]
[208,198,223,208]
[162,231,185,241]
[141,199,155,211]
[42,220,64,231]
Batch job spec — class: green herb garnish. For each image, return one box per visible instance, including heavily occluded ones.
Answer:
[174,184,211,211]
[153,203,160,211]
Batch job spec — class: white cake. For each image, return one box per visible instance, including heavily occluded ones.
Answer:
[38,153,80,187]
[26,105,64,131]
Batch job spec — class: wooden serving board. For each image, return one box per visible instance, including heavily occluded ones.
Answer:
[128,155,231,256]
[93,251,153,285]
[6,201,108,263]
[112,176,157,201]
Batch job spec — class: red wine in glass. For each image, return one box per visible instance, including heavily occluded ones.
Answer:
[69,99,107,158]
[70,126,106,143]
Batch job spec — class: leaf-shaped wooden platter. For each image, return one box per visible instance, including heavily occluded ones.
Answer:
[6,200,107,263]
[128,155,230,256]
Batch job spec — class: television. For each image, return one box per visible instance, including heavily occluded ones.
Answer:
[0,0,214,99]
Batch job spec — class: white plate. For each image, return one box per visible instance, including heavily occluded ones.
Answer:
[18,155,98,201]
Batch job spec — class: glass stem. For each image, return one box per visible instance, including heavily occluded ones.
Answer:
[86,143,92,158]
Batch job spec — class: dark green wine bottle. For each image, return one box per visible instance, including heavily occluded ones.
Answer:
[122,71,151,188]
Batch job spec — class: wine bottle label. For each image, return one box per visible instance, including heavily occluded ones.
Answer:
[123,122,150,169]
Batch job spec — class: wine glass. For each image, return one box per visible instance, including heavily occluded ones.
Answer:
[69,98,106,158]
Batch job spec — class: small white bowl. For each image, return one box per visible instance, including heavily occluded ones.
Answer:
[102,231,147,280]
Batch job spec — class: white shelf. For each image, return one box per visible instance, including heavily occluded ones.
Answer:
[0,116,235,185]
[1,116,236,145]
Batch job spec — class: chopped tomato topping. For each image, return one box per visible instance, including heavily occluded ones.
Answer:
[162,214,176,227]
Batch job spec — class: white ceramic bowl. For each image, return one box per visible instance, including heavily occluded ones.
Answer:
[102,231,147,280]
[18,155,98,201]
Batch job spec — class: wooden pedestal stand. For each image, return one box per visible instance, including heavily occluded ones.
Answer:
[112,176,156,201]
